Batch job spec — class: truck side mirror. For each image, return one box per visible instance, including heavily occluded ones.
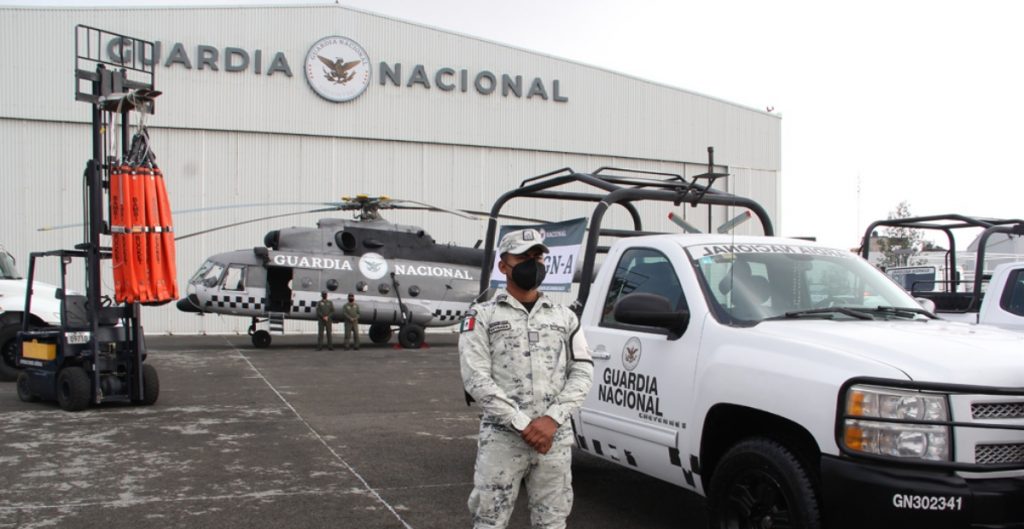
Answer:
[915,297,936,314]
[614,293,690,338]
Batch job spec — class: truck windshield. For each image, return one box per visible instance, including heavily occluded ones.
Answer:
[0,251,21,280]
[687,244,925,323]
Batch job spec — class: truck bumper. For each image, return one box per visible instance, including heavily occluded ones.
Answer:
[821,455,1024,529]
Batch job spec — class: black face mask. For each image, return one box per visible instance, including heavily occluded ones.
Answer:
[508,258,547,291]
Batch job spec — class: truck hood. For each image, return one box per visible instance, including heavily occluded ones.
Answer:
[753,319,1024,386]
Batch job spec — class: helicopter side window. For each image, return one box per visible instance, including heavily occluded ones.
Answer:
[221,265,246,291]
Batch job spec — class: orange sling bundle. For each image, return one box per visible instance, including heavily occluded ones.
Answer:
[111,163,177,304]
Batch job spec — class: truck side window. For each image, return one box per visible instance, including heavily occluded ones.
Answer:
[221,265,246,291]
[1001,269,1024,316]
[601,248,685,326]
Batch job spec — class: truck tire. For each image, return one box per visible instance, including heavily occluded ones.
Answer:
[0,322,22,382]
[133,363,160,406]
[16,372,37,402]
[369,323,393,344]
[708,438,821,529]
[56,366,92,412]
[397,324,424,349]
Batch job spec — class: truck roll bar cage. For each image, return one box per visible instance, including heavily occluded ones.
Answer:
[480,147,775,311]
[860,215,1024,312]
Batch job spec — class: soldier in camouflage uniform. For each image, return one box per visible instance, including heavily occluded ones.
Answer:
[460,228,594,529]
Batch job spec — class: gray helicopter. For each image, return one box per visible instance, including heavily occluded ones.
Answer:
[175,195,505,349]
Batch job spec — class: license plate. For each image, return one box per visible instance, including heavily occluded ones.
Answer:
[65,332,91,345]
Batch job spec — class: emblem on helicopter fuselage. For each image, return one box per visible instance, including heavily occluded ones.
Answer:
[359,252,388,280]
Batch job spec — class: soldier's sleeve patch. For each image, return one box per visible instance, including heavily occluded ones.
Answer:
[488,321,512,334]
[459,316,476,333]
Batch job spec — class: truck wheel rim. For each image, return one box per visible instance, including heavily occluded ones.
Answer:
[723,469,791,529]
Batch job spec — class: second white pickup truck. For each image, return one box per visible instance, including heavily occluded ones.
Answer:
[862,215,1024,332]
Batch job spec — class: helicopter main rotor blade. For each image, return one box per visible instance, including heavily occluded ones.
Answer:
[458,210,554,224]
[174,207,340,241]
[388,199,480,220]
[37,202,346,232]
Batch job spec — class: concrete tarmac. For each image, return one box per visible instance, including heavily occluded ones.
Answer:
[0,333,706,529]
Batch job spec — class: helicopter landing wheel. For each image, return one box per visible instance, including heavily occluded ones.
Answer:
[398,324,424,349]
[251,330,272,348]
[369,324,393,344]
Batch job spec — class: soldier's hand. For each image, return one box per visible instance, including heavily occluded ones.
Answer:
[521,416,558,454]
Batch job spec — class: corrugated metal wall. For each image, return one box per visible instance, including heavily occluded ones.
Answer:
[0,5,781,335]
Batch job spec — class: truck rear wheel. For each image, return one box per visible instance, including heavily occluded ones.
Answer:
[56,366,92,412]
[0,322,22,382]
[708,438,821,529]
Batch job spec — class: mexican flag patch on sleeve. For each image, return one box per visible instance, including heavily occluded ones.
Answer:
[459,316,476,333]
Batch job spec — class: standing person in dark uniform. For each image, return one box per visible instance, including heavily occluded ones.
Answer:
[342,293,360,350]
[459,228,594,529]
[316,291,334,350]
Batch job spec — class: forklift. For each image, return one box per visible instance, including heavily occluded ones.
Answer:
[15,26,163,411]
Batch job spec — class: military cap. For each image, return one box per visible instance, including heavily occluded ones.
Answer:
[498,228,550,256]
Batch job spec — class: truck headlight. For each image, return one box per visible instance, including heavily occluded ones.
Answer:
[842,385,950,461]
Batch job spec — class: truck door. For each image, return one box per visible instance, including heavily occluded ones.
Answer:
[579,244,701,491]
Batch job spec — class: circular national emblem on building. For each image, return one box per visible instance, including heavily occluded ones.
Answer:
[622,337,642,371]
[305,36,371,103]
[359,252,388,280]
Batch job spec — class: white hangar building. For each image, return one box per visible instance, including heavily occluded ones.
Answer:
[0,4,782,335]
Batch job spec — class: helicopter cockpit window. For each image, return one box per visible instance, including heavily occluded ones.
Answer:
[0,251,21,280]
[221,265,246,291]
[192,261,225,288]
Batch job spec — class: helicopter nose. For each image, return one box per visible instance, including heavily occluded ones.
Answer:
[176,294,203,313]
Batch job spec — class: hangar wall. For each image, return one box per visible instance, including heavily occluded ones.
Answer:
[0,5,782,335]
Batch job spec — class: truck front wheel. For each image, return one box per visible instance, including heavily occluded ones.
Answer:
[0,321,22,381]
[708,438,821,529]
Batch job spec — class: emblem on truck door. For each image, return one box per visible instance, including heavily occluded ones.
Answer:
[622,337,642,371]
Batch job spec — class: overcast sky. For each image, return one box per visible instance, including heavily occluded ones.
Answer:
[8,0,1023,248]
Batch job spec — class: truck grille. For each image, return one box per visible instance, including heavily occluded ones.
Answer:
[975,443,1024,465]
[971,402,1024,419]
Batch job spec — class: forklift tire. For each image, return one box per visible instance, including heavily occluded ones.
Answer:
[133,363,160,406]
[251,330,272,348]
[369,324,393,344]
[16,372,37,402]
[57,366,91,412]
[0,322,22,382]
[398,324,425,349]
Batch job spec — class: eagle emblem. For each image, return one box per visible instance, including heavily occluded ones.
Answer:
[318,55,361,85]
[622,337,642,371]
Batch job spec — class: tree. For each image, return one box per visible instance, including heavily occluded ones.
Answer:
[877,201,925,268]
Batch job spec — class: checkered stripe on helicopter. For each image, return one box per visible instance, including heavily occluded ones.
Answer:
[293,299,316,314]
[206,294,266,311]
[433,308,467,322]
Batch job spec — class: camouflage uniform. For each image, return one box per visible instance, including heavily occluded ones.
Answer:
[460,289,594,529]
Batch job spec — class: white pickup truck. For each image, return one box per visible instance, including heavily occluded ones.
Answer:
[862,215,1024,332]
[0,247,62,381]
[481,165,1024,529]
